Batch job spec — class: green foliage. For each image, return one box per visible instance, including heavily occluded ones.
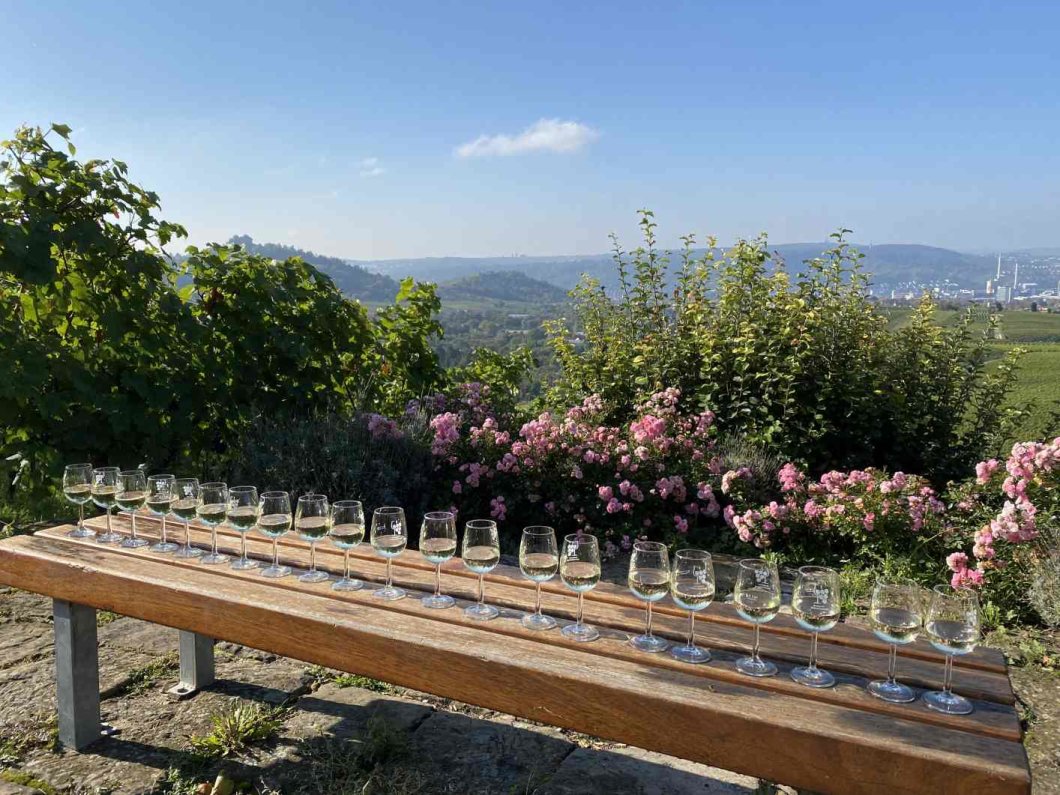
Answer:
[448,347,536,417]
[188,704,287,759]
[548,211,1023,479]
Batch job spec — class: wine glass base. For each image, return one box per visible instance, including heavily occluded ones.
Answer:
[465,603,499,621]
[868,679,916,703]
[150,542,179,553]
[422,594,455,609]
[923,689,973,715]
[736,656,778,677]
[522,612,557,631]
[629,634,669,653]
[670,644,711,663]
[298,570,330,584]
[174,546,203,559]
[374,586,406,601]
[791,665,835,688]
[332,578,363,591]
[230,557,259,571]
[200,553,229,565]
[260,564,292,578]
[96,533,123,544]
[562,623,600,642]
[68,527,96,539]
[120,537,149,549]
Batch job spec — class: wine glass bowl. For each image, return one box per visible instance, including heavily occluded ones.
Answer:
[371,507,408,600]
[669,549,715,663]
[463,519,500,621]
[867,579,923,703]
[733,558,781,676]
[63,463,95,538]
[420,511,457,609]
[91,466,122,543]
[628,540,670,652]
[146,473,178,553]
[117,469,149,548]
[258,491,293,578]
[197,482,229,564]
[520,526,559,631]
[296,493,331,584]
[330,500,365,591]
[227,486,260,570]
[559,533,601,642]
[790,565,840,688]
[922,584,980,715]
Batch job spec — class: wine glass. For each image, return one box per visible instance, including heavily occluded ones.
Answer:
[922,584,980,715]
[733,558,781,676]
[91,466,122,543]
[371,507,407,601]
[117,469,149,548]
[420,511,457,609]
[146,474,178,553]
[330,500,365,591]
[790,565,841,687]
[258,491,292,578]
[628,540,670,652]
[296,493,331,583]
[669,549,715,663]
[867,579,923,703]
[63,463,95,538]
[197,482,229,564]
[462,519,500,620]
[520,526,559,631]
[560,533,601,642]
[227,486,260,570]
[172,478,202,558]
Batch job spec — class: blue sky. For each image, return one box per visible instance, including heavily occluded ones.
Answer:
[3,1,1058,258]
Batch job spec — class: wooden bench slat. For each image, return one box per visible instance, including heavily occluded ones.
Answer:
[41,524,1021,739]
[0,533,1030,795]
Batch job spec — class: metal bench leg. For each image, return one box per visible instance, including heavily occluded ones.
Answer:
[168,630,214,696]
[53,599,101,750]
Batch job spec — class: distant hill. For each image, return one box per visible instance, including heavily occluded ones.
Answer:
[354,242,999,292]
[229,235,400,302]
[437,271,569,306]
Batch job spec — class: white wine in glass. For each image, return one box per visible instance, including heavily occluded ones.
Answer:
[733,558,781,677]
[420,511,457,609]
[329,500,365,591]
[867,580,923,703]
[520,526,558,631]
[628,540,670,652]
[371,507,407,600]
[922,584,980,715]
[670,549,715,663]
[790,565,840,687]
[227,486,260,571]
[462,519,500,621]
[91,466,122,543]
[172,478,202,558]
[559,533,601,642]
[147,473,178,553]
[296,494,331,584]
[63,463,95,539]
[197,482,229,564]
[117,469,149,548]
[258,491,292,578]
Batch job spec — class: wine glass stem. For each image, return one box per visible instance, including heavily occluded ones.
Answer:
[211,527,218,555]
[310,542,316,574]
[887,643,898,682]
[942,653,954,695]
[577,592,585,628]
[434,564,441,597]
[162,515,168,544]
[535,582,543,616]
[78,503,84,530]
[645,600,654,638]
[477,573,485,606]
[809,632,819,670]
[272,538,279,569]
[184,519,191,551]
[241,533,247,562]
[106,508,112,534]
[386,558,393,589]
[687,611,696,648]
[752,622,761,660]
[131,512,137,540]
[344,549,351,580]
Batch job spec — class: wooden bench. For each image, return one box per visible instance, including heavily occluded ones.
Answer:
[0,514,1031,795]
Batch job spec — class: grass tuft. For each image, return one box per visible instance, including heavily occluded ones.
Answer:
[188,704,288,759]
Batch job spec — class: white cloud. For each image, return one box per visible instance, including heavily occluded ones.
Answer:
[359,157,385,177]
[455,118,599,158]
